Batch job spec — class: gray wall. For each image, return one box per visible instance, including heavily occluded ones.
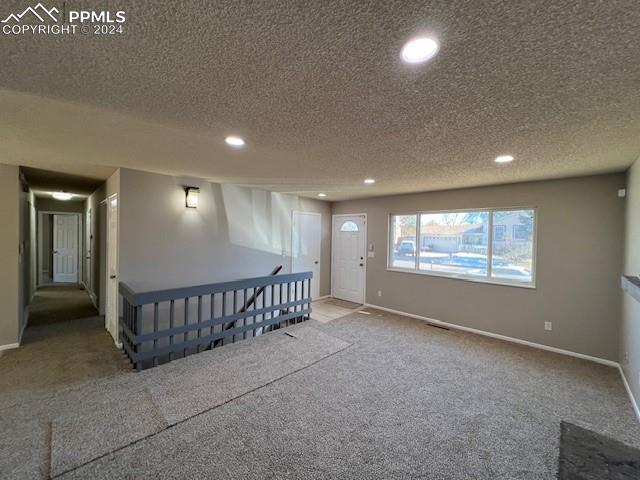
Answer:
[118,168,331,296]
[0,164,20,347]
[333,174,626,361]
[621,159,640,405]
[36,197,86,213]
[19,186,35,334]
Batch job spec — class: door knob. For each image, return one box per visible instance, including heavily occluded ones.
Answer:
[359,263,364,267]
[110,275,117,279]
[314,261,319,264]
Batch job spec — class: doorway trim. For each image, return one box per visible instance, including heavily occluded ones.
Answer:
[105,193,121,347]
[37,211,83,287]
[331,213,367,304]
[291,210,322,300]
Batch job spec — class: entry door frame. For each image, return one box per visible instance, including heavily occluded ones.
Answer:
[291,210,322,300]
[37,210,83,287]
[331,213,367,304]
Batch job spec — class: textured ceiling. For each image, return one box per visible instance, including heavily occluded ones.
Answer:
[1,0,639,200]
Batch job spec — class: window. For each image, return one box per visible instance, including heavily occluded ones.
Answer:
[340,221,359,232]
[491,210,534,283]
[389,214,417,269]
[388,208,536,287]
[419,212,488,277]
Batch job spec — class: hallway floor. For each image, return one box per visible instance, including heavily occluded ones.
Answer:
[27,284,101,327]
[0,285,129,411]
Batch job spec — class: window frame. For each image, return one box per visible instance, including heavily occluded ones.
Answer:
[387,206,537,289]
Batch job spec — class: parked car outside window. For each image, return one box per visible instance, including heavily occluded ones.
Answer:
[397,240,416,255]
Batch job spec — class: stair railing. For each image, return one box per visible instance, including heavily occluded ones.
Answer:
[119,268,312,370]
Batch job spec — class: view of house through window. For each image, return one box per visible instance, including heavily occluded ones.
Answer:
[389,209,535,286]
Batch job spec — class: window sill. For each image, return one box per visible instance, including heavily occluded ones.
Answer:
[386,267,536,290]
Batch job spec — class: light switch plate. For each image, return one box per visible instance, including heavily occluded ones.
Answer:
[368,251,375,258]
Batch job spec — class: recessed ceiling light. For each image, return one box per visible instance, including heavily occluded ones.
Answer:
[401,37,439,64]
[364,178,376,184]
[225,136,245,147]
[52,191,73,201]
[495,155,514,164]
[317,193,327,197]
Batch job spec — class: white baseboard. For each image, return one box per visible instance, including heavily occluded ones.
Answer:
[363,303,619,368]
[0,342,20,353]
[89,292,98,309]
[88,291,98,309]
[313,295,331,302]
[619,366,640,422]
[80,281,99,309]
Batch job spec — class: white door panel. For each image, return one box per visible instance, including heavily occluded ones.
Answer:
[292,211,321,300]
[53,215,78,283]
[106,195,119,343]
[86,208,92,292]
[332,215,366,304]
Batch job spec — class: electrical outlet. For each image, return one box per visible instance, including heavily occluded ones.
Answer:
[624,352,629,363]
[377,290,382,297]
[544,321,552,331]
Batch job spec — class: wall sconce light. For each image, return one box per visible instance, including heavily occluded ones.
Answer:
[185,187,200,208]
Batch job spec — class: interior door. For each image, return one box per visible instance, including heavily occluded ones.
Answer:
[53,214,79,283]
[105,195,119,343]
[332,214,366,304]
[292,211,321,300]
[86,208,92,292]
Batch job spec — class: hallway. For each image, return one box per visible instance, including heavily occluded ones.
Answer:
[0,285,130,411]
[27,285,99,327]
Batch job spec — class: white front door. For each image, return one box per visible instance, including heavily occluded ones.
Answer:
[292,211,321,300]
[53,214,79,283]
[332,214,366,304]
[105,195,119,343]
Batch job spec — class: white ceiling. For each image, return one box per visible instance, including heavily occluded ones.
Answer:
[1,1,639,200]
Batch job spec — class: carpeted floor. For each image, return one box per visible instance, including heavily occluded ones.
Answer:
[0,285,129,410]
[1,307,639,479]
[26,284,100,328]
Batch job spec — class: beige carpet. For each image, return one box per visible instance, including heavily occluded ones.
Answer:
[0,286,129,410]
[27,284,99,327]
[2,307,639,479]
